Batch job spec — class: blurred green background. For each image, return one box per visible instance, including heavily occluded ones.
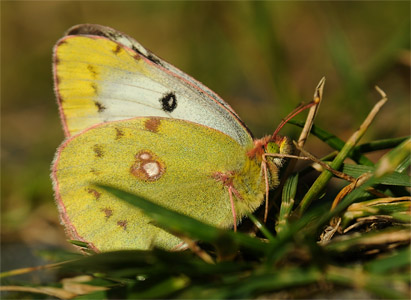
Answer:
[1,1,409,267]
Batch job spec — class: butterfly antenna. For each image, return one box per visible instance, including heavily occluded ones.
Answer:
[271,99,319,140]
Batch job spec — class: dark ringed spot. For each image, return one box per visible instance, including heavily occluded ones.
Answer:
[144,118,161,133]
[94,100,106,112]
[87,188,101,200]
[93,144,104,158]
[117,220,128,230]
[130,150,165,182]
[133,54,141,61]
[115,127,124,140]
[159,92,177,113]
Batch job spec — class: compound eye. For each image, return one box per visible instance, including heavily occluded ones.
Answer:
[266,141,280,154]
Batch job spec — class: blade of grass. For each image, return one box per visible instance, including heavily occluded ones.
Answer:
[289,120,374,166]
[64,249,250,278]
[342,196,411,228]
[0,286,77,299]
[313,137,411,230]
[296,88,388,215]
[128,275,190,299]
[365,246,411,274]
[374,138,411,178]
[342,164,411,187]
[355,136,409,153]
[323,228,411,253]
[396,153,411,173]
[325,266,409,299]
[246,213,275,242]
[276,173,298,233]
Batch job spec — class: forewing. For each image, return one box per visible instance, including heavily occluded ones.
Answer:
[53,24,252,146]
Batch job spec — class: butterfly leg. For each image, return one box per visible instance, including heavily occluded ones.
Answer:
[213,171,243,232]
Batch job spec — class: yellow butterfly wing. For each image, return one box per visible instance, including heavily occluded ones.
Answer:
[52,117,264,251]
[53,24,252,147]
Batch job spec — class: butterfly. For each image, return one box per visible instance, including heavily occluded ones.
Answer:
[52,24,292,252]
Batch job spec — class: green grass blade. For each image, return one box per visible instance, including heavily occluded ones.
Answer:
[355,136,409,153]
[325,266,409,299]
[396,154,411,173]
[375,138,411,178]
[276,173,298,233]
[365,246,411,274]
[342,197,411,228]
[297,96,387,215]
[315,140,411,231]
[246,213,275,242]
[342,164,411,187]
[128,275,190,299]
[289,120,373,166]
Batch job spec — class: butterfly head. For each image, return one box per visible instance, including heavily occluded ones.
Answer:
[248,135,291,159]
[246,134,292,190]
[265,135,292,166]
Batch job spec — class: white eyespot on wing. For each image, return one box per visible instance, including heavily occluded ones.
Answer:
[143,162,160,178]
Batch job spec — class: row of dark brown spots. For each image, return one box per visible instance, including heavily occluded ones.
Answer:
[94,100,106,112]
[115,127,124,140]
[53,56,62,103]
[91,83,98,95]
[54,55,60,66]
[100,208,128,231]
[53,39,62,93]
[54,74,61,86]
[130,45,142,61]
[55,88,64,104]
[101,207,113,219]
[113,44,122,55]
[87,188,101,200]
[117,220,128,230]
[87,64,98,79]
[93,144,104,158]
[144,118,160,133]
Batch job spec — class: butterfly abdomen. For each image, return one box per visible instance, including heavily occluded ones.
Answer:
[231,158,266,217]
